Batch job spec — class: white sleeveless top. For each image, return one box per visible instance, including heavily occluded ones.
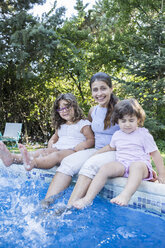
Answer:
[52,119,91,150]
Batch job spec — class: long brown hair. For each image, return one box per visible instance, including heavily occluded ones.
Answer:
[90,72,118,129]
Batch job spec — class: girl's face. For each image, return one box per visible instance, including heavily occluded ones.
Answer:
[57,100,75,123]
[91,80,113,107]
[118,114,138,134]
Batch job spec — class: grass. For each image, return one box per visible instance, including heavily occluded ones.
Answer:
[8,143,45,154]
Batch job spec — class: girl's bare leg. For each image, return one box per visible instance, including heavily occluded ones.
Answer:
[18,144,34,170]
[0,141,57,168]
[0,141,22,166]
[30,147,58,159]
[111,162,149,206]
[34,149,75,169]
[73,162,125,209]
[67,175,92,207]
[18,144,75,171]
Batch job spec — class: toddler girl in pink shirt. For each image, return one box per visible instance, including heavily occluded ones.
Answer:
[73,98,165,208]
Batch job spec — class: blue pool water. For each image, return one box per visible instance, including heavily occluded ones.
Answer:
[0,163,165,248]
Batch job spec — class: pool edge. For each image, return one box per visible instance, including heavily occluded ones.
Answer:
[1,162,165,215]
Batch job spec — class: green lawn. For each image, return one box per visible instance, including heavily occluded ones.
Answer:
[8,143,45,154]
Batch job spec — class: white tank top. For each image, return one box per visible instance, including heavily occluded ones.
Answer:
[52,119,91,150]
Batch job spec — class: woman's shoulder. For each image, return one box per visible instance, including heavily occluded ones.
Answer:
[88,105,97,120]
[90,105,106,115]
[89,106,97,114]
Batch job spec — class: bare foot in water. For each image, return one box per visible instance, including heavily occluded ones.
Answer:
[73,197,92,209]
[110,192,130,206]
[18,144,36,171]
[0,141,13,167]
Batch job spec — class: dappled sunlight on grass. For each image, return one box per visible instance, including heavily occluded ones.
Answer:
[8,143,45,154]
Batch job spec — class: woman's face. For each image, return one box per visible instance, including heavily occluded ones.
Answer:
[91,80,113,107]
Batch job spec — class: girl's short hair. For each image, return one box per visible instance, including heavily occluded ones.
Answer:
[111,98,146,127]
[52,93,85,130]
[90,72,118,129]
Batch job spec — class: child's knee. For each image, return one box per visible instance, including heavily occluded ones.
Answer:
[99,164,110,175]
[130,161,146,169]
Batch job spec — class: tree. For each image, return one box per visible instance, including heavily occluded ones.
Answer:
[89,0,165,138]
[0,0,66,141]
[118,1,165,138]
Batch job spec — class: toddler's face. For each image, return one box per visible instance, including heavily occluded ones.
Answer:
[118,114,138,134]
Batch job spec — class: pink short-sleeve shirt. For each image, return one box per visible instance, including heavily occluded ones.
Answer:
[110,127,158,180]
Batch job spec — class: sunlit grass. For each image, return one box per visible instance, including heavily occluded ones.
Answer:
[8,143,45,154]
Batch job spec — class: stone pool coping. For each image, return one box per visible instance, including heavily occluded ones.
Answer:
[1,162,165,215]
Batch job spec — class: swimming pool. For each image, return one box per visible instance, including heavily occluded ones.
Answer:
[0,161,165,248]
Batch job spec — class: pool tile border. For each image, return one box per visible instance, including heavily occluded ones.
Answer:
[102,177,165,215]
[1,163,165,216]
[29,167,165,216]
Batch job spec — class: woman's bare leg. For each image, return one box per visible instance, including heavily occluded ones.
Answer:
[41,172,72,209]
[45,172,72,199]
[0,141,22,166]
[67,175,92,207]
[111,162,148,206]
[18,144,75,171]
[73,162,125,209]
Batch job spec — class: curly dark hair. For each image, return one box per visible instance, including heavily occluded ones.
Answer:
[111,98,146,127]
[90,72,118,129]
[52,93,85,130]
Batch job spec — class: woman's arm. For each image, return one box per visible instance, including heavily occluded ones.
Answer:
[47,131,59,148]
[92,144,115,156]
[74,125,95,152]
[88,106,94,122]
[73,106,95,152]
[150,150,165,184]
